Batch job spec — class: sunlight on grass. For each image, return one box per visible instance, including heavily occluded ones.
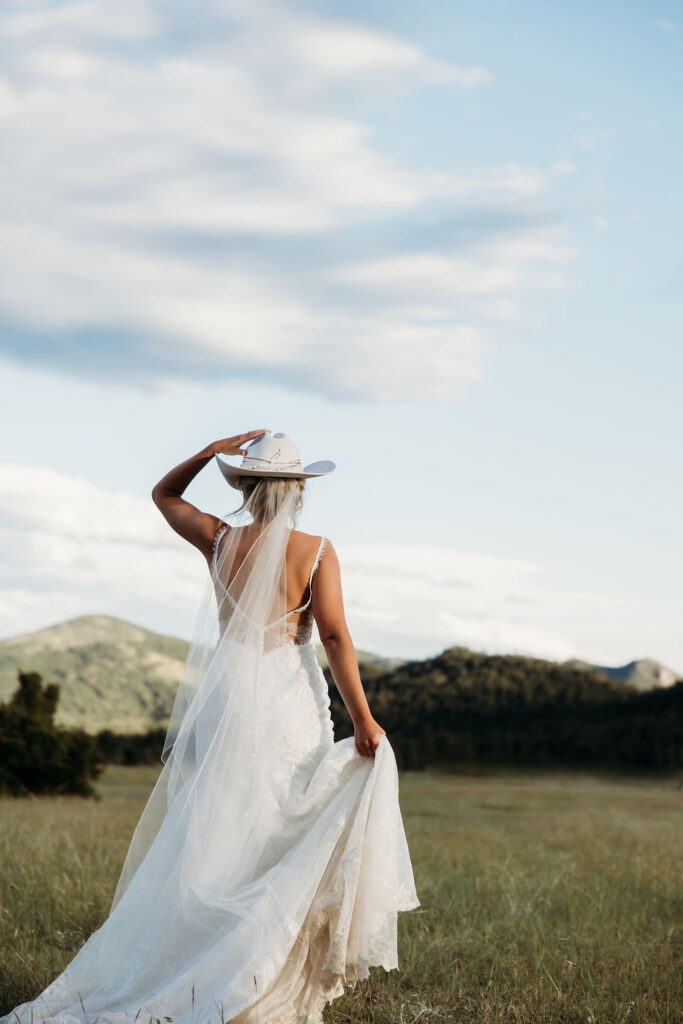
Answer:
[0,766,680,1023]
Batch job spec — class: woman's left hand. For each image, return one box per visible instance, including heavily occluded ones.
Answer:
[354,716,386,759]
[209,430,271,457]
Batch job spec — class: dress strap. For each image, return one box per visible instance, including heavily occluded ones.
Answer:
[211,522,230,568]
[298,536,327,612]
[311,535,327,580]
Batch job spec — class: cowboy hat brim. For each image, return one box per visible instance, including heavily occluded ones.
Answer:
[216,455,335,490]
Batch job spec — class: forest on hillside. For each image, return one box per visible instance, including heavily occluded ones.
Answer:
[96,646,683,773]
[2,647,681,794]
[325,647,683,770]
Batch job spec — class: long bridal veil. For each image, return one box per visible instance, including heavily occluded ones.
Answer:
[112,484,300,915]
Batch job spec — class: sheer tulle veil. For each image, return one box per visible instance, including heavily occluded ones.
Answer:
[111,483,302,916]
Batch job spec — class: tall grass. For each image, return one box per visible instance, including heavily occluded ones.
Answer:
[1,766,680,1023]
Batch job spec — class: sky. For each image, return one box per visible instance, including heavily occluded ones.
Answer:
[0,0,681,672]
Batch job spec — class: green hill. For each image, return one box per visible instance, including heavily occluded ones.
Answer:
[0,616,190,733]
[0,615,403,734]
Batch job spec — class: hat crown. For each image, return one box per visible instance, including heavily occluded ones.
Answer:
[215,432,335,489]
[242,432,302,470]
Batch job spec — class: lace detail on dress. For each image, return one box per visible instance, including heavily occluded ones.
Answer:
[212,521,229,561]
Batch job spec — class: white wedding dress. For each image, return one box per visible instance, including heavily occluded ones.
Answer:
[1,504,419,1024]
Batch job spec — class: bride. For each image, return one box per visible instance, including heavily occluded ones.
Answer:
[1,429,420,1024]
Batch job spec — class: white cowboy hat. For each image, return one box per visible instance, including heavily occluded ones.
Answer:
[216,431,335,490]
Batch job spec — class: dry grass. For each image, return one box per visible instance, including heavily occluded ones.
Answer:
[1,766,681,1023]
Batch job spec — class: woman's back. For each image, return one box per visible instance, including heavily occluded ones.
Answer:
[213,524,327,645]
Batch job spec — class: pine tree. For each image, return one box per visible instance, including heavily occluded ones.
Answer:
[0,670,102,796]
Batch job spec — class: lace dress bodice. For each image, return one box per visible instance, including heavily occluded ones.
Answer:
[211,525,328,648]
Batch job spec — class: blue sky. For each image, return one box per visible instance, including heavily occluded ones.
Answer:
[0,0,680,673]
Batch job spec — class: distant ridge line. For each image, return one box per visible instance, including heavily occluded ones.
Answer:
[0,614,677,734]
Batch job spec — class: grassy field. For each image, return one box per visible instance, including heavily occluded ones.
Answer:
[0,766,681,1023]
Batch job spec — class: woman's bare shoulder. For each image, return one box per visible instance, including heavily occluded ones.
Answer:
[290,528,324,543]
[289,529,331,559]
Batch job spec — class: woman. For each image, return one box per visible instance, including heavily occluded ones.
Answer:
[1,429,419,1024]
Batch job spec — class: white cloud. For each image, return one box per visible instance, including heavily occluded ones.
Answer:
[1,464,672,672]
[0,0,574,400]
[1,0,160,44]
[430,164,550,199]
[332,229,577,301]
[549,160,578,177]
[654,19,679,33]
[577,127,612,151]
[278,18,493,88]
[0,465,203,641]
[337,542,673,667]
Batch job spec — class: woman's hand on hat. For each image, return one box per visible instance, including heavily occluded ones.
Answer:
[209,430,271,457]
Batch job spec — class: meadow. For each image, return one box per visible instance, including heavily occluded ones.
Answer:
[0,766,680,1024]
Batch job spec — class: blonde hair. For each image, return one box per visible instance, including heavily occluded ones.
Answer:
[235,475,305,524]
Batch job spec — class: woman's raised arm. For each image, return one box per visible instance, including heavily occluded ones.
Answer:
[151,430,268,560]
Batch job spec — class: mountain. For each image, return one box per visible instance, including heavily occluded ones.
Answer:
[1,614,677,736]
[563,657,678,692]
[0,615,404,734]
[2,620,680,770]
[0,616,189,733]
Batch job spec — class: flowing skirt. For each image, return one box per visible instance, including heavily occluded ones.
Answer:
[1,641,420,1024]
